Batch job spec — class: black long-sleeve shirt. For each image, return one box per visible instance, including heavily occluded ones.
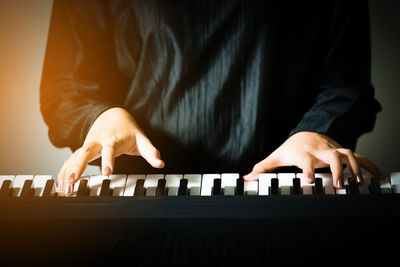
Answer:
[40,0,381,174]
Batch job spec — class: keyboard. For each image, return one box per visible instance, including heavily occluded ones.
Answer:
[1,172,400,266]
[1,172,399,197]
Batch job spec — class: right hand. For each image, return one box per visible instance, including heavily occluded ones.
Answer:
[57,107,165,194]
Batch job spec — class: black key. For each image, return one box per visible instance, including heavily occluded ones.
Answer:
[77,179,89,197]
[347,177,359,195]
[314,178,324,195]
[236,178,244,195]
[178,179,188,196]
[100,179,112,196]
[42,179,55,197]
[156,179,166,196]
[292,178,301,195]
[20,180,34,197]
[134,179,145,196]
[369,176,382,195]
[212,178,222,195]
[0,180,12,197]
[270,178,279,195]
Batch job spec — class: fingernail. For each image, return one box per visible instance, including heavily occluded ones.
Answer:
[67,173,76,183]
[337,179,343,188]
[356,174,363,184]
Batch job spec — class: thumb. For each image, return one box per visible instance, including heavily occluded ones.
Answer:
[243,156,280,181]
[135,134,165,168]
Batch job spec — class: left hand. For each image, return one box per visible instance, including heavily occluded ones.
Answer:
[243,131,384,188]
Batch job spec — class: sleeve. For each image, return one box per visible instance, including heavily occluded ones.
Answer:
[289,0,382,150]
[40,0,129,151]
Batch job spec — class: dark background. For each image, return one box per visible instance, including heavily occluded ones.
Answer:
[0,0,398,177]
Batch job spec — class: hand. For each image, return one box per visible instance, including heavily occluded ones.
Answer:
[57,107,165,194]
[244,131,384,188]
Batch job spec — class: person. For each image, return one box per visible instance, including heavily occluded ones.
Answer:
[40,0,384,195]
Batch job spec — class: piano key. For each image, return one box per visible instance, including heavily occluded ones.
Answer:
[335,187,347,195]
[12,175,33,197]
[184,174,202,196]
[391,172,400,194]
[369,176,382,195]
[236,178,244,195]
[156,179,166,196]
[380,177,392,194]
[316,173,335,195]
[178,179,188,196]
[134,179,145,196]
[270,178,279,195]
[258,173,276,196]
[0,176,14,197]
[221,173,239,196]
[295,173,313,195]
[76,178,89,197]
[109,174,127,196]
[201,174,220,196]
[32,175,53,197]
[292,178,301,195]
[165,174,182,196]
[124,175,145,196]
[99,179,112,196]
[0,175,15,188]
[42,179,55,197]
[145,174,164,196]
[278,173,295,195]
[212,178,222,195]
[244,180,258,195]
[89,175,109,196]
[314,178,324,195]
[20,180,35,197]
[347,177,359,195]
[0,180,12,197]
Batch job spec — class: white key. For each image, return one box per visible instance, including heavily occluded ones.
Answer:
[258,173,276,196]
[201,174,220,196]
[221,173,239,196]
[244,181,258,195]
[165,174,183,196]
[390,172,400,194]
[12,175,34,197]
[124,175,145,196]
[109,174,127,196]
[0,175,15,188]
[184,174,202,196]
[145,174,164,196]
[32,175,53,197]
[88,175,109,196]
[380,177,392,194]
[278,173,295,195]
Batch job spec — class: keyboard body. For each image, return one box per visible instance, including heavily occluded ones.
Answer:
[1,173,400,266]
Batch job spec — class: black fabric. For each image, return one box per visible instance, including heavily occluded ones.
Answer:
[40,0,381,174]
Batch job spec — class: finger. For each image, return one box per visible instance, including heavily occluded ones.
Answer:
[64,143,101,194]
[337,148,363,184]
[320,150,344,188]
[354,153,385,180]
[135,134,165,168]
[101,144,115,176]
[298,154,315,183]
[244,156,281,181]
